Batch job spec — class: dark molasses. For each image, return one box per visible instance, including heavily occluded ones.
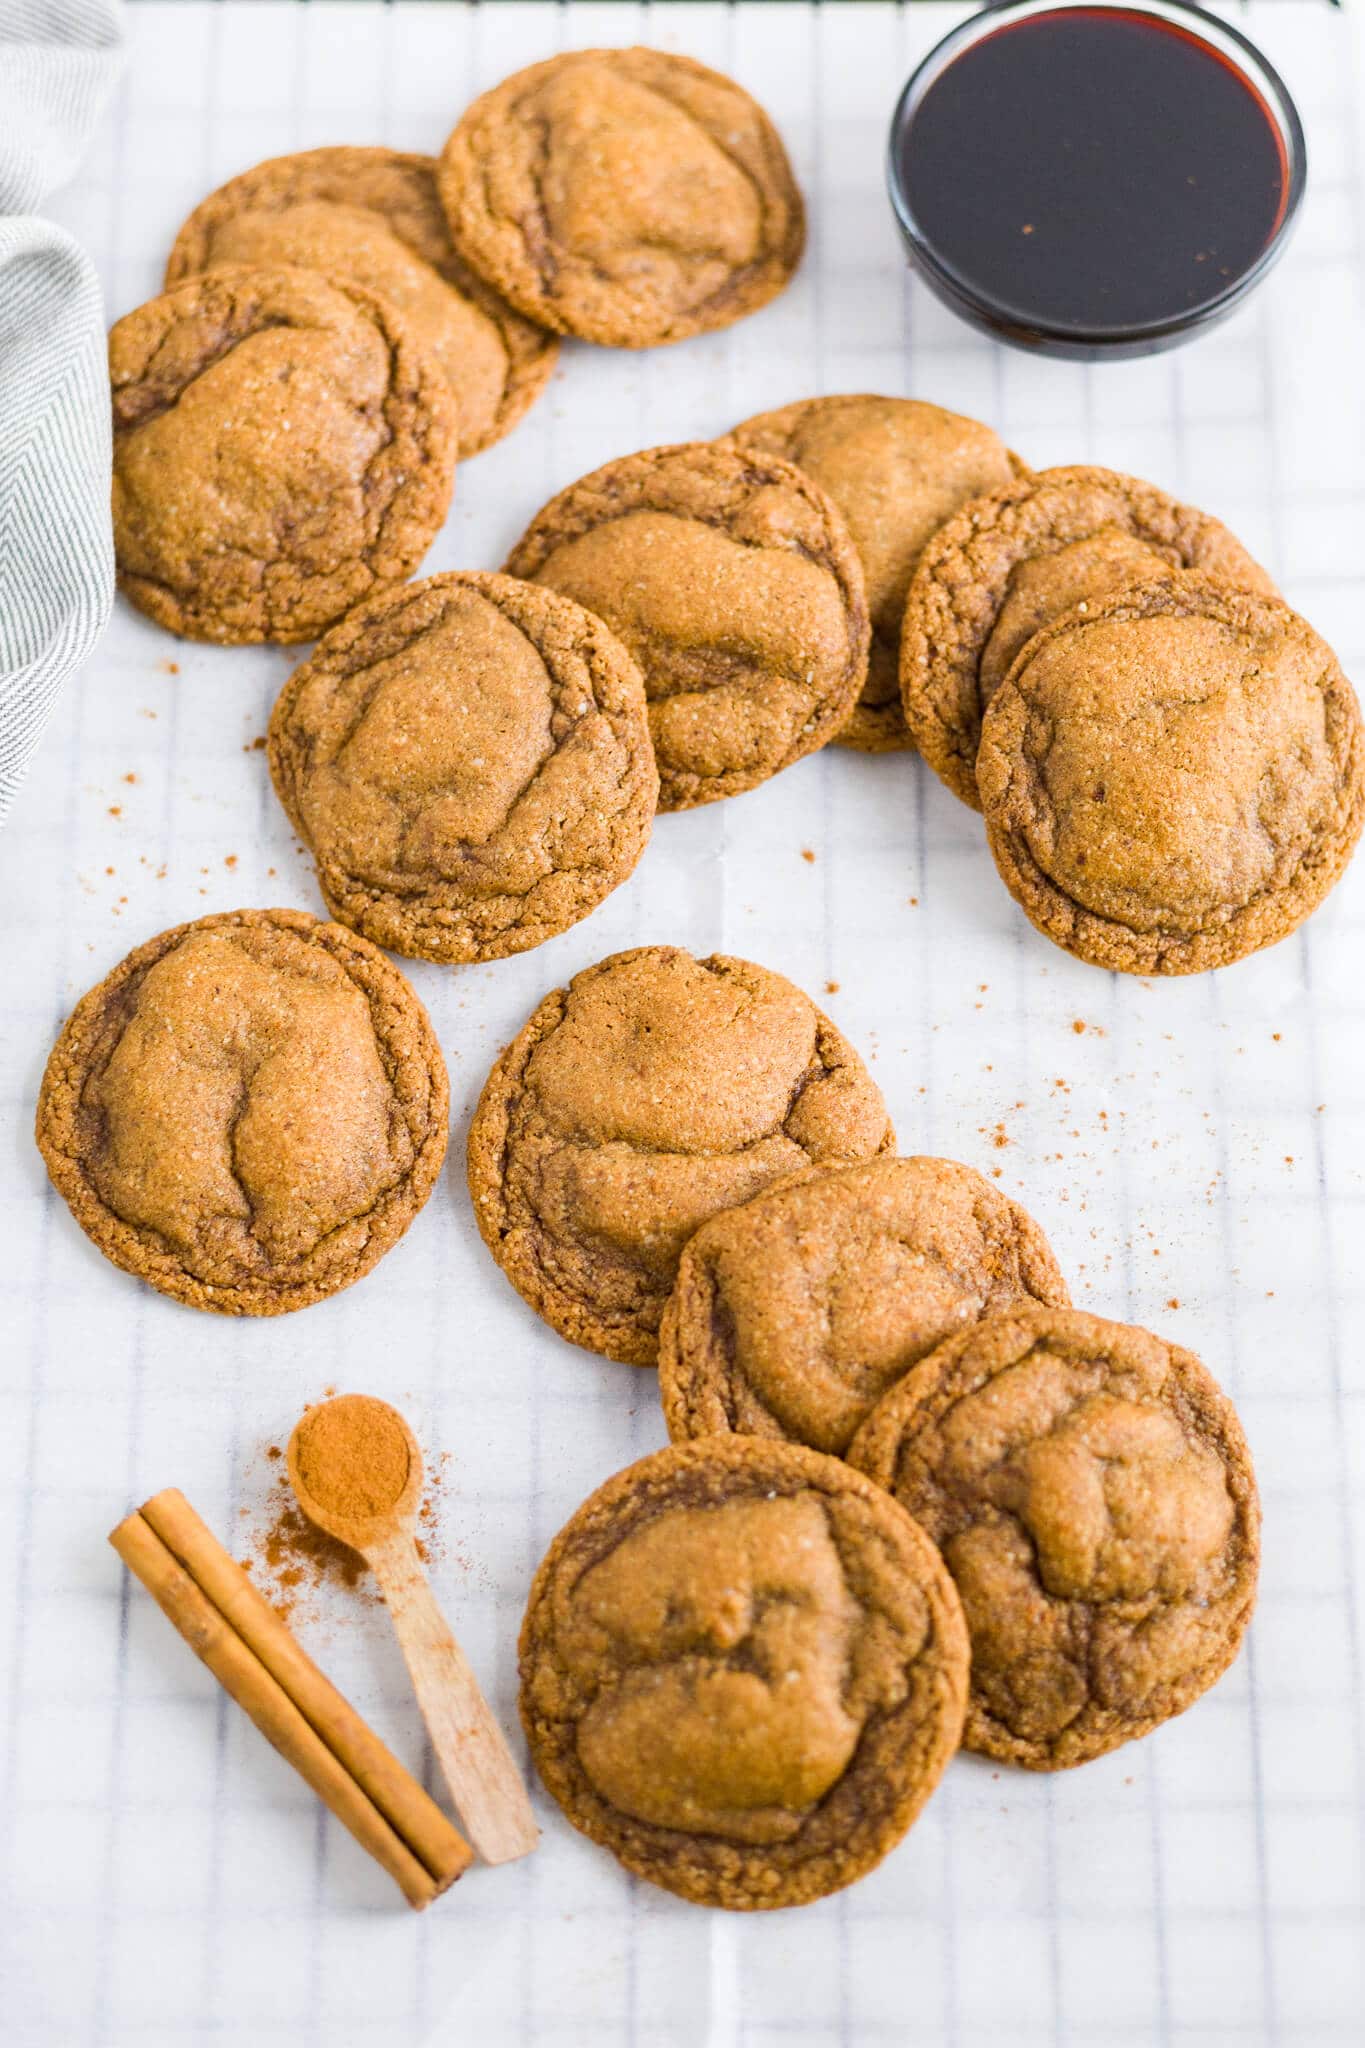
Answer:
[893,4,1299,346]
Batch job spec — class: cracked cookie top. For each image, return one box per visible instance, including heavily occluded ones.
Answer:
[899,464,1273,807]
[165,147,557,456]
[505,441,869,809]
[520,1437,968,1908]
[977,576,1365,975]
[268,572,658,964]
[728,396,1023,753]
[437,47,804,348]
[848,1306,1260,1769]
[110,266,457,644]
[659,1155,1070,1456]
[466,946,894,1364]
[35,909,448,1315]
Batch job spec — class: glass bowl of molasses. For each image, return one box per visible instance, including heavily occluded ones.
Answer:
[888,0,1307,359]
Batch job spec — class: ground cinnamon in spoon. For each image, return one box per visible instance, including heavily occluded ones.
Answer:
[241,1433,451,1624]
[293,1395,411,1522]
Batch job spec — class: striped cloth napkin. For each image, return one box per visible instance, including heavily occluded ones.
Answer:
[0,0,122,826]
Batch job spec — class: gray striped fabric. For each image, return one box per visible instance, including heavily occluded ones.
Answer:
[0,0,123,826]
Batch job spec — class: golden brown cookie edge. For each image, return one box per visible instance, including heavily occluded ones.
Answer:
[35,907,450,1315]
[436,48,806,349]
[847,1303,1262,1769]
[976,575,1365,976]
[267,570,659,965]
[518,1434,969,1907]
[899,464,1276,811]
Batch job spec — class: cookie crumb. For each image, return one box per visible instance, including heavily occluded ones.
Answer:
[800,848,816,864]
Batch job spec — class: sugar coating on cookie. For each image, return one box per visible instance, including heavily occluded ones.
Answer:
[110,266,457,644]
[165,147,557,456]
[977,576,1365,975]
[728,396,1022,752]
[35,910,449,1314]
[467,946,894,1364]
[520,1437,969,1908]
[438,47,804,348]
[505,441,869,809]
[659,1155,1070,1455]
[848,1305,1260,1769]
[268,572,659,964]
[899,463,1273,807]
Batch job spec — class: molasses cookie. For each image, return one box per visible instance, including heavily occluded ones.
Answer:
[504,441,869,809]
[467,946,893,1364]
[438,48,804,348]
[659,1155,1070,1456]
[268,572,658,964]
[900,464,1273,806]
[848,1306,1260,1770]
[110,266,457,643]
[977,576,1365,975]
[728,396,1023,752]
[520,1437,969,1908]
[165,147,557,455]
[35,909,448,1314]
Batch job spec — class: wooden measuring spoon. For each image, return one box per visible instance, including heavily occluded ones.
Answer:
[286,1394,538,1867]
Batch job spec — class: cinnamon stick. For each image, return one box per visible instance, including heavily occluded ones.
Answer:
[110,1491,472,1909]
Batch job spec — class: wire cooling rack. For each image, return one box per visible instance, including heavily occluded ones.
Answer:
[2,5,1363,2043]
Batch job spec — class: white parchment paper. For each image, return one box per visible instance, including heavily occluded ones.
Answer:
[2,6,1363,2043]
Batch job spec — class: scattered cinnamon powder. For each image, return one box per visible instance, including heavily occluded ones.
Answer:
[245,1499,368,1607]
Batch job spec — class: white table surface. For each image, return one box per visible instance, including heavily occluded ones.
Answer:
[3,4,1364,2043]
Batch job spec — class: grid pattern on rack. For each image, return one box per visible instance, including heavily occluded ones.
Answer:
[0,5,1363,2044]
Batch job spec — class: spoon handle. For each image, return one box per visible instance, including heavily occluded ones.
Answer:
[366,1533,538,1867]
